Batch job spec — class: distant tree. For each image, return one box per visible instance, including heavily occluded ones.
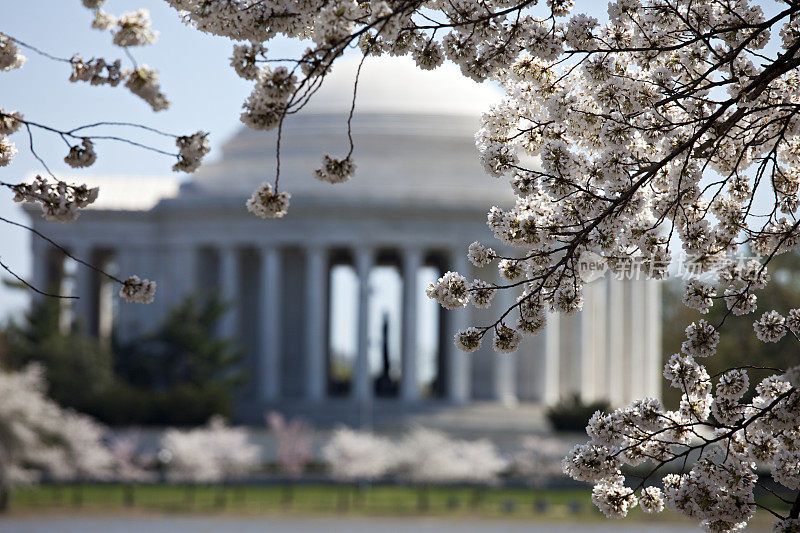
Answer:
[267,411,314,479]
[546,394,610,433]
[2,299,113,415]
[2,294,242,426]
[113,294,243,425]
[161,415,261,503]
[397,428,507,486]
[115,294,240,390]
[322,428,398,483]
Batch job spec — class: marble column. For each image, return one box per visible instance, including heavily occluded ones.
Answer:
[447,249,471,404]
[628,277,646,402]
[494,288,518,405]
[645,280,662,400]
[606,276,626,407]
[580,279,607,403]
[31,242,69,332]
[218,246,239,340]
[259,247,282,401]
[169,245,198,306]
[29,240,52,303]
[96,254,114,343]
[72,244,96,335]
[542,310,560,406]
[305,246,328,401]
[401,248,422,403]
[354,248,374,402]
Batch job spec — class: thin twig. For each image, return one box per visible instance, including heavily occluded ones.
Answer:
[0,257,76,299]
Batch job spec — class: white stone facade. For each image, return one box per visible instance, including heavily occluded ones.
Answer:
[25,111,662,429]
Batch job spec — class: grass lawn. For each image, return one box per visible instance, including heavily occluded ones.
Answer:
[6,483,790,529]
[10,484,597,517]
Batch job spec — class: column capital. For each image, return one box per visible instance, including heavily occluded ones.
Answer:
[304,242,328,253]
[68,242,93,256]
[354,247,375,273]
[304,245,329,264]
[402,247,424,269]
[219,243,240,255]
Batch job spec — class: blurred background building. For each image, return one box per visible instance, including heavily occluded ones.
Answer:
[23,58,661,436]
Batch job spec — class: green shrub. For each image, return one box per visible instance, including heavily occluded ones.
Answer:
[546,394,609,432]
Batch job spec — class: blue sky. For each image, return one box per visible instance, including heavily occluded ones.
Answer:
[0,1,622,321]
[0,0,305,320]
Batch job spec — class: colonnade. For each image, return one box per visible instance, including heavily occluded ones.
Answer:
[31,240,661,408]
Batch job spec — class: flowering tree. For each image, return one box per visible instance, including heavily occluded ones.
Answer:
[109,435,156,484]
[511,435,575,487]
[397,428,506,485]
[161,416,261,484]
[1,4,209,304]
[0,364,113,510]
[322,427,398,482]
[5,0,800,529]
[323,426,506,484]
[267,411,314,479]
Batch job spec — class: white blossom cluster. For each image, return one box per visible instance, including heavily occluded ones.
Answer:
[92,9,159,47]
[124,66,169,111]
[468,241,496,267]
[396,428,507,484]
[564,316,800,532]
[0,135,18,167]
[72,7,167,109]
[11,176,99,223]
[246,182,291,219]
[322,427,506,483]
[0,32,26,71]
[69,56,123,86]
[0,109,21,168]
[425,271,470,310]
[0,110,22,136]
[173,131,210,173]
[240,66,296,131]
[161,416,260,483]
[64,138,97,168]
[0,364,113,490]
[230,43,265,81]
[119,275,156,304]
[753,310,788,343]
[313,154,356,184]
[322,427,398,481]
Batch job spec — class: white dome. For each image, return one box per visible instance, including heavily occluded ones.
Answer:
[183,56,511,208]
[302,54,502,115]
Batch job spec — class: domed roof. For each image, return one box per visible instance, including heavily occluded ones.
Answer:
[185,56,512,208]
